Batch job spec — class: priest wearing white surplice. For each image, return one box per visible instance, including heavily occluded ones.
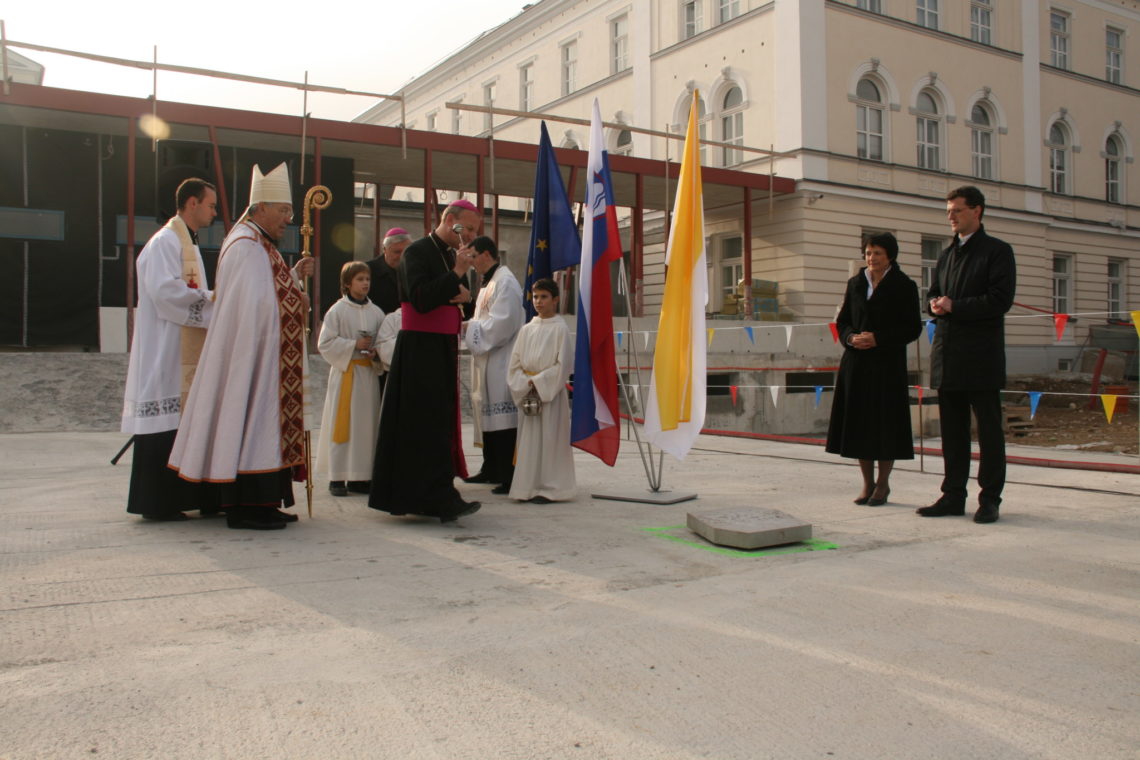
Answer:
[508,278,576,504]
[121,178,217,521]
[462,236,524,494]
[169,163,314,530]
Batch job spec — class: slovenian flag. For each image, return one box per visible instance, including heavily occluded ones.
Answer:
[524,122,581,319]
[570,100,622,466]
[644,89,707,460]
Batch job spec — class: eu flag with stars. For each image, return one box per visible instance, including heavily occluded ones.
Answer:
[524,122,581,319]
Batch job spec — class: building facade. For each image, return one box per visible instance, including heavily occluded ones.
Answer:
[358,0,1140,375]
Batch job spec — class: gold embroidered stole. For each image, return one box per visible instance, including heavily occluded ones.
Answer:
[165,215,207,411]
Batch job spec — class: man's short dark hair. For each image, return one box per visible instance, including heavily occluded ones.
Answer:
[946,185,986,219]
[533,277,559,299]
[471,236,499,260]
[176,178,216,211]
[865,231,899,262]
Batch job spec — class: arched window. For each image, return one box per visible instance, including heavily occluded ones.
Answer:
[915,90,941,170]
[855,78,884,161]
[1047,122,1070,194]
[614,128,633,157]
[1105,133,1123,203]
[970,102,995,180]
[720,85,744,166]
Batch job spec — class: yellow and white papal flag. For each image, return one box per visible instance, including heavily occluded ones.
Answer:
[643,90,707,460]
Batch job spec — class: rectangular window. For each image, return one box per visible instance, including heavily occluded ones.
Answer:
[482,83,495,131]
[519,64,534,112]
[1108,259,1126,316]
[921,237,944,302]
[721,112,743,166]
[972,127,993,179]
[970,0,992,45]
[452,100,463,135]
[856,0,882,12]
[1106,153,1121,203]
[916,117,940,170]
[1051,11,1070,69]
[683,0,703,38]
[1106,27,1123,84]
[426,112,437,132]
[561,41,577,96]
[612,15,630,73]
[856,104,884,161]
[1050,145,1067,194]
[718,236,743,309]
[718,0,739,24]
[1052,253,1072,315]
[916,0,939,30]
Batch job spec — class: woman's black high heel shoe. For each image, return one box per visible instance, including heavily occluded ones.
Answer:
[867,487,890,506]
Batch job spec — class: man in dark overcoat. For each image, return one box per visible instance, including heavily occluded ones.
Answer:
[919,186,1016,524]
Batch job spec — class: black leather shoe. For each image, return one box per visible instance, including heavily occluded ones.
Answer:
[529,495,553,504]
[974,502,1000,524]
[462,472,493,484]
[491,483,511,495]
[440,500,481,523]
[226,516,286,530]
[867,487,890,507]
[329,481,348,497]
[852,494,871,505]
[142,512,190,521]
[916,500,966,517]
[273,509,299,523]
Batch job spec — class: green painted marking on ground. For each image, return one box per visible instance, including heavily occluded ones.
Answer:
[641,525,838,557]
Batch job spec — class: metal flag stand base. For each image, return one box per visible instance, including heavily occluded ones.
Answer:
[591,259,697,506]
[592,489,697,505]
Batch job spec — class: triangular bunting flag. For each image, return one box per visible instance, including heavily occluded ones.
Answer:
[915,385,924,402]
[814,386,822,408]
[744,325,754,345]
[828,322,839,343]
[784,325,793,351]
[643,331,650,350]
[1028,391,1042,419]
[1131,310,1140,337]
[1053,313,1070,341]
[768,386,779,406]
[729,385,738,406]
[926,319,936,344]
[1101,394,1117,424]
[707,328,715,347]
[616,331,624,348]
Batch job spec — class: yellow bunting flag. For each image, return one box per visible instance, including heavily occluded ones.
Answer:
[1100,394,1117,424]
[644,90,707,460]
[707,328,715,347]
[1131,310,1140,338]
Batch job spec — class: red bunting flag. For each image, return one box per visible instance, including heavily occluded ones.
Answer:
[730,385,738,406]
[915,385,923,402]
[828,322,840,343]
[1053,313,1070,341]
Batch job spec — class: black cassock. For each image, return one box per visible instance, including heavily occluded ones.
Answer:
[369,232,468,516]
[826,265,922,461]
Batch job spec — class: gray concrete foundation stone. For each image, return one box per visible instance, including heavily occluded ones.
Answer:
[687,507,812,549]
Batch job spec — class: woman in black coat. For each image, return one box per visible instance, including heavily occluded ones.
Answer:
[826,232,922,505]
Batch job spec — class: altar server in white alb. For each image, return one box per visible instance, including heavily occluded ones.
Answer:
[461,236,524,494]
[169,163,314,530]
[508,278,576,504]
[121,178,217,521]
[317,261,385,497]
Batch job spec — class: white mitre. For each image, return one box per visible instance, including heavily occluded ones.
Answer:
[249,162,292,205]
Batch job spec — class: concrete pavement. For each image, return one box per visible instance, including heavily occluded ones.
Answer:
[0,427,1137,759]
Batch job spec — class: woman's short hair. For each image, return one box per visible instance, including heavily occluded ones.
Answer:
[865,231,899,262]
[340,261,370,295]
[532,277,559,299]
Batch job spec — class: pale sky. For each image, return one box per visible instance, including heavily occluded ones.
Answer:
[4,0,531,121]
